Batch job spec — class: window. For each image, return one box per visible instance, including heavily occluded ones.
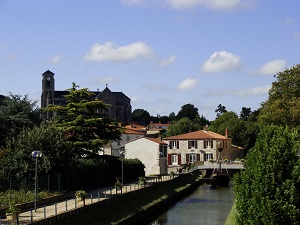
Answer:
[205,153,213,161]
[171,154,178,165]
[189,154,196,162]
[169,141,179,149]
[188,141,197,149]
[204,140,213,149]
[105,98,110,103]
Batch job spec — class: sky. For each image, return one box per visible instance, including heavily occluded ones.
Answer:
[0,0,299,121]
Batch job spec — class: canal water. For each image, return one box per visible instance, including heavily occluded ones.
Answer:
[148,181,234,225]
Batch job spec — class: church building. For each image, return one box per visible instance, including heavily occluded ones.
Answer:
[41,70,131,122]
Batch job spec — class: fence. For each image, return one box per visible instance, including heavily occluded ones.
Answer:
[0,175,173,225]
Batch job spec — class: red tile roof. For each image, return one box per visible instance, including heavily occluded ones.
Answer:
[145,137,168,145]
[163,130,230,140]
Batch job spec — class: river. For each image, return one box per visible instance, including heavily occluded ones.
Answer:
[148,180,234,225]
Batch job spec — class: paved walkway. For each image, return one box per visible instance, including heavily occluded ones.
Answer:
[0,176,171,225]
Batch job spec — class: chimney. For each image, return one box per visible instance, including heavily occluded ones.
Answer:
[225,128,228,138]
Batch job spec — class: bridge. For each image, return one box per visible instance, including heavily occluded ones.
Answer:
[196,162,244,170]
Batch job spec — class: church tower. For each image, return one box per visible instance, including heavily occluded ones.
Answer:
[41,70,55,119]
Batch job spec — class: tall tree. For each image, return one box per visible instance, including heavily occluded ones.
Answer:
[234,125,300,224]
[43,83,121,157]
[131,109,151,125]
[258,64,300,129]
[215,104,227,117]
[167,117,200,136]
[240,107,251,121]
[0,94,41,148]
[176,104,199,120]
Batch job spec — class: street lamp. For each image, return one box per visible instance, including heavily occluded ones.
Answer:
[32,150,42,212]
[120,150,125,185]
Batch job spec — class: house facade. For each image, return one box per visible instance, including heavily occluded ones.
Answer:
[108,122,147,156]
[163,129,244,172]
[124,137,168,176]
[41,70,131,122]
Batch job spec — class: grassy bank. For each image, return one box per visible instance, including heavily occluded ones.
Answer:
[53,171,203,225]
[224,202,237,225]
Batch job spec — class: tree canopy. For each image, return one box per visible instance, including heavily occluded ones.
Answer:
[258,64,300,129]
[176,103,199,120]
[43,83,121,157]
[234,125,300,224]
[131,109,151,125]
[215,104,227,117]
[0,94,41,148]
[167,117,201,136]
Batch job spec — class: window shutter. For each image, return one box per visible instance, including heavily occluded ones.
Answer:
[177,141,179,149]
[188,141,191,149]
[178,154,181,165]
[195,141,198,149]
[204,153,206,161]
[169,141,172,149]
[211,141,214,149]
[168,154,172,165]
[204,141,206,149]
[186,154,190,164]
[196,154,200,161]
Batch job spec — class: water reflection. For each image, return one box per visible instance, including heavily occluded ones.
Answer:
[149,181,234,225]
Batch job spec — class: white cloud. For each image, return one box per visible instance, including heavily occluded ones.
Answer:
[160,55,176,67]
[207,85,271,97]
[165,0,255,10]
[177,77,199,90]
[202,51,241,73]
[293,31,300,40]
[47,55,63,64]
[254,59,286,75]
[83,42,153,62]
[121,0,256,10]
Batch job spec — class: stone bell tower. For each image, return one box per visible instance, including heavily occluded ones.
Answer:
[41,70,55,119]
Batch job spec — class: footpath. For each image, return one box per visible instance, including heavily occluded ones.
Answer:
[0,176,171,225]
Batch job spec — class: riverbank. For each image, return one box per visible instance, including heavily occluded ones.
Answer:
[52,170,203,225]
[224,202,237,225]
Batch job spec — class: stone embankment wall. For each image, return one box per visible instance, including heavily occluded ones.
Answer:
[30,170,204,225]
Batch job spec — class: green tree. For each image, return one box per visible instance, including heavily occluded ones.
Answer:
[169,112,176,121]
[176,104,199,120]
[167,117,200,136]
[0,122,72,181]
[215,104,227,117]
[43,83,121,157]
[239,107,251,121]
[0,94,41,148]
[234,125,300,224]
[131,109,151,125]
[258,64,300,129]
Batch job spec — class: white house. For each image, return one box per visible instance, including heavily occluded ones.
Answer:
[124,137,168,176]
[104,122,146,156]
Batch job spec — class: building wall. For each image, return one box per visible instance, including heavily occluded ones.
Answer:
[125,138,161,176]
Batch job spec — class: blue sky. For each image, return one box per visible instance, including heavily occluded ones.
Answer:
[0,0,299,121]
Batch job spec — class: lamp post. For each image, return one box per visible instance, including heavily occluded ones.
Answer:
[120,150,125,185]
[32,150,42,212]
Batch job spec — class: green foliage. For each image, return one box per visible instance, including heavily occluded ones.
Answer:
[43,83,121,157]
[209,111,258,150]
[234,125,300,224]
[215,104,227,117]
[132,109,151,125]
[176,103,199,120]
[0,94,41,148]
[167,117,201,136]
[0,122,72,181]
[258,64,300,129]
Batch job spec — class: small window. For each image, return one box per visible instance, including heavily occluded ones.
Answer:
[188,141,197,149]
[169,141,179,149]
[189,154,196,162]
[204,140,213,149]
